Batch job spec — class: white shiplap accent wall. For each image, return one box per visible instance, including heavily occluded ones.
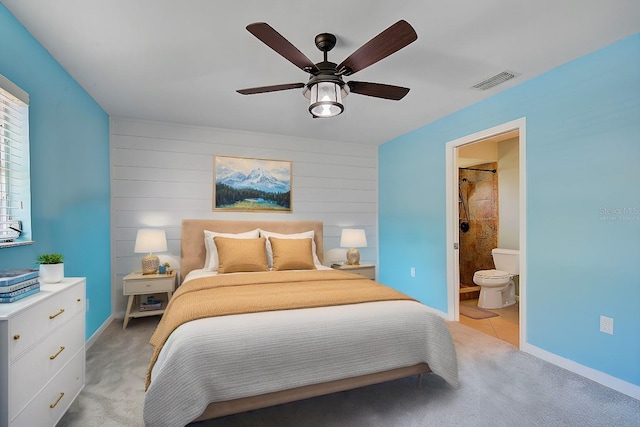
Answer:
[110,118,378,315]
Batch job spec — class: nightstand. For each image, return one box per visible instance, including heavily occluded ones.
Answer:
[331,263,375,280]
[123,271,176,329]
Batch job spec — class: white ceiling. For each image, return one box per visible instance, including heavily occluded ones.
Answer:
[3,1,639,145]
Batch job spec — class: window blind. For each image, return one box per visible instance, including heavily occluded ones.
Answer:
[0,75,29,243]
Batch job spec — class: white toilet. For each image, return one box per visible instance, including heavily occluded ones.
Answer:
[473,248,519,309]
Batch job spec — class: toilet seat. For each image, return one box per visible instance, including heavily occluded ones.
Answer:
[474,269,509,280]
[473,269,511,290]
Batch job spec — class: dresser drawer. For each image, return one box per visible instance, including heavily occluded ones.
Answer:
[10,311,84,419]
[10,348,84,427]
[124,276,174,295]
[9,283,84,360]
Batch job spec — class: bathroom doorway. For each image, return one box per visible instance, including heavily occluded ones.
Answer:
[445,118,527,348]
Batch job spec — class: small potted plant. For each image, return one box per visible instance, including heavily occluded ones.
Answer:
[37,253,64,283]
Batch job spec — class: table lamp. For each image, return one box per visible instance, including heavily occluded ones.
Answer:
[340,229,367,265]
[134,229,167,274]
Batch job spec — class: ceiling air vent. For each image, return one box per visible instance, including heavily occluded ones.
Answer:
[471,71,520,91]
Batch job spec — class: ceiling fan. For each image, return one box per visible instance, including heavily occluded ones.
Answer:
[237,20,418,118]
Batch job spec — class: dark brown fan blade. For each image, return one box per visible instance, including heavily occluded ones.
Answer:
[347,81,410,100]
[237,83,305,95]
[338,20,417,76]
[246,23,319,73]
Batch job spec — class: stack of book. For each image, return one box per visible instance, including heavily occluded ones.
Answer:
[140,295,162,312]
[0,269,40,303]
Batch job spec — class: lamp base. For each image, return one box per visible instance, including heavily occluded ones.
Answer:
[346,248,361,265]
[141,253,159,275]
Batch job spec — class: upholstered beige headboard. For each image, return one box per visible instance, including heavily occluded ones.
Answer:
[180,219,324,282]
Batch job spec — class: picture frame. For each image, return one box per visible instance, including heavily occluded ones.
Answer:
[213,155,292,212]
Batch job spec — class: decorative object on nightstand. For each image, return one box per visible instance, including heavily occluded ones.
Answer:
[340,229,367,265]
[123,271,176,329]
[36,253,64,283]
[331,263,375,280]
[134,229,167,275]
[158,262,170,274]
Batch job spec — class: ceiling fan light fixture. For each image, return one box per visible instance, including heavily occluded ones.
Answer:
[308,81,345,118]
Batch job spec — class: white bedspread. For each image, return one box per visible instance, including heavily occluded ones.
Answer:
[143,276,458,427]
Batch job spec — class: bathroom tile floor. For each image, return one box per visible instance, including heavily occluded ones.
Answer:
[459,299,520,347]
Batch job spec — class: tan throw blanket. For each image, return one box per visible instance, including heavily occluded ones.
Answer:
[146,269,415,389]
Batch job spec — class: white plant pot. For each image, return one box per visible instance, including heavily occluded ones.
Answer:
[40,263,64,283]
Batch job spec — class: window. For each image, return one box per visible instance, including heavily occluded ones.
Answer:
[0,74,31,247]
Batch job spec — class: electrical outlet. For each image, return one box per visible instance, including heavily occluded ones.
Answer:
[410,267,415,277]
[600,315,613,335]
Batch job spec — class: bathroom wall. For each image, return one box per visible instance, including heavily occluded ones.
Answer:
[458,162,498,291]
[498,138,519,249]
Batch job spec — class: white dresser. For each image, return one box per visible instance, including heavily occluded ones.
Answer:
[0,278,85,427]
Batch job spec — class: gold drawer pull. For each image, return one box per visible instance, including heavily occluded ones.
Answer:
[77,298,81,302]
[13,334,20,340]
[49,392,64,409]
[49,346,65,360]
[49,308,65,319]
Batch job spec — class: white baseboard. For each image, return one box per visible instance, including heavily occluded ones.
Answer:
[522,342,640,400]
[86,315,115,351]
[422,304,450,320]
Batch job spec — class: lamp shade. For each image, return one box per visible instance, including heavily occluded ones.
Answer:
[340,228,367,266]
[134,229,167,274]
[340,229,367,248]
[134,229,167,253]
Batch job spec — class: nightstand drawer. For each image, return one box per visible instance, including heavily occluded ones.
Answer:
[331,264,375,280]
[123,277,174,295]
[349,268,375,280]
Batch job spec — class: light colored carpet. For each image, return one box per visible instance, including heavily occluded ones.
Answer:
[57,316,640,427]
[459,304,499,320]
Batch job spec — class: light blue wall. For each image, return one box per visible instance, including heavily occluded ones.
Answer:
[0,4,111,340]
[379,34,640,386]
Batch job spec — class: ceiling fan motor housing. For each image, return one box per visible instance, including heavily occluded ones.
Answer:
[314,33,337,52]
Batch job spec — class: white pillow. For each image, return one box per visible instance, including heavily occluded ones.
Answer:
[258,229,322,268]
[203,229,260,271]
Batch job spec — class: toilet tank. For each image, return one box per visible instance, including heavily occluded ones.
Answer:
[492,248,520,275]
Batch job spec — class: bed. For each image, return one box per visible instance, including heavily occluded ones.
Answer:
[143,219,458,427]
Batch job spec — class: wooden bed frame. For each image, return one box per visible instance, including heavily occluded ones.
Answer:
[179,219,432,421]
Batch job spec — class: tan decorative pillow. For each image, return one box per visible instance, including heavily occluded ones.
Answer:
[269,237,317,271]
[259,229,322,268]
[203,229,259,271]
[214,237,269,274]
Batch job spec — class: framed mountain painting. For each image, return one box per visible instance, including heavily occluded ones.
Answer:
[213,155,292,212]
